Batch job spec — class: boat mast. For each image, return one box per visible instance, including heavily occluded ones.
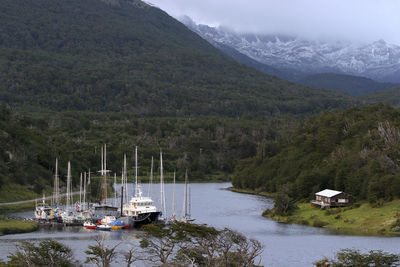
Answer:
[104,144,108,205]
[66,161,71,212]
[148,156,153,197]
[172,171,176,218]
[124,154,128,204]
[114,173,117,207]
[87,169,91,210]
[182,169,188,218]
[101,146,104,205]
[53,158,59,207]
[189,186,191,218]
[135,146,139,197]
[83,172,87,209]
[100,144,110,206]
[79,172,82,206]
[160,151,166,218]
[120,170,124,217]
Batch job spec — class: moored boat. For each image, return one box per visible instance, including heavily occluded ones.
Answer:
[120,147,161,226]
[101,215,117,225]
[108,220,124,230]
[34,201,53,221]
[121,147,162,226]
[83,220,96,229]
[96,224,111,231]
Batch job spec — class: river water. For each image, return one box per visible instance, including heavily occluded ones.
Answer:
[1,182,399,266]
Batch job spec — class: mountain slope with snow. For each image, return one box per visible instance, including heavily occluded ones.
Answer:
[182,17,400,83]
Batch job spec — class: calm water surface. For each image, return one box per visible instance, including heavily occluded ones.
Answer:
[1,182,399,266]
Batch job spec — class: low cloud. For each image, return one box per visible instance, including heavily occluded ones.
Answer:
[148,0,400,44]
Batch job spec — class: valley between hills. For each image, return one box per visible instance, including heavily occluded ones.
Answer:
[1,0,400,266]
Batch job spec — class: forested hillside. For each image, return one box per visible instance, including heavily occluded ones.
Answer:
[299,73,398,96]
[0,105,287,194]
[233,104,400,202]
[0,105,53,193]
[362,87,400,108]
[0,0,360,195]
[0,0,354,116]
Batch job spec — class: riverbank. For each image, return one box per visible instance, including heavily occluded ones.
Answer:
[0,184,40,213]
[227,187,275,198]
[264,201,400,236]
[228,187,400,236]
[0,216,38,236]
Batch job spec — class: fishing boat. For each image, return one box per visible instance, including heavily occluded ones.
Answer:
[120,147,161,225]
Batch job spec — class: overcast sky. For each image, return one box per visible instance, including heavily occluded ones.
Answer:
[147,0,400,45]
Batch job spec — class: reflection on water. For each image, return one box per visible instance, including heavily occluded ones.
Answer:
[1,183,399,266]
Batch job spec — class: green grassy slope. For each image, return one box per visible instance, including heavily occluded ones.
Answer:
[266,201,400,236]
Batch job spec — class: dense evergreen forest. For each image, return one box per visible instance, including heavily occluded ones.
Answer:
[0,105,53,192]
[0,104,291,194]
[0,0,362,196]
[233,104,400,202]
[299,73,399,96]
[2,0,399,201]
[362,86,400,108]
[0,0,354,116]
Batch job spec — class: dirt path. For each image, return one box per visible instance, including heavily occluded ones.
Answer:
[0,192,81,206]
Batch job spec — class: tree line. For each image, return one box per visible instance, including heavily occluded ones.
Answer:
[3,222,399,266]
[233,104,400,203]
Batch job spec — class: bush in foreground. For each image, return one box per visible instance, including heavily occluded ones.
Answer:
[314,249,400,267]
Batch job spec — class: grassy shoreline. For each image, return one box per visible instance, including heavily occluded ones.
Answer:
[229,187,400,236]
[0,216,38,236]
[264,201,400,236]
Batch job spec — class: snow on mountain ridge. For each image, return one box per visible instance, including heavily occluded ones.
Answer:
[181,17,400,83]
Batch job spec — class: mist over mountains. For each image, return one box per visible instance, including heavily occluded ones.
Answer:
[182,16,400,84]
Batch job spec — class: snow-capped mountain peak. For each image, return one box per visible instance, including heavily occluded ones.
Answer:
[181,17,400,83]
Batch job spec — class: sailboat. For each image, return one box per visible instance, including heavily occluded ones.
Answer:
[167,171,177,223]
[159,150,167,221]
[180,170,195,222]
[92,144,120,220]
[120,147,160,226]
[61,161,80,225]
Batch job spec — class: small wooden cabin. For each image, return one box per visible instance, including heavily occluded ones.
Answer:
[312,189,352,208]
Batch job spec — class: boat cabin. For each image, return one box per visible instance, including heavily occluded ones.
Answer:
[93,205,119,220]
[122,196,158,217]
[312,189,352,208]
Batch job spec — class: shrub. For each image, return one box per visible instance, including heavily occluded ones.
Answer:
[314,249,400,267]
[300,220,309,225]
[262,209,272,216]
[313,219,329,228]
[7,239,75,267]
